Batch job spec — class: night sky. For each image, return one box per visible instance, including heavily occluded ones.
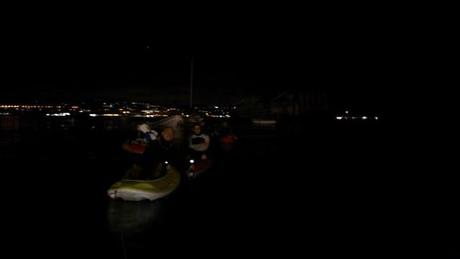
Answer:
[1,5,413,111]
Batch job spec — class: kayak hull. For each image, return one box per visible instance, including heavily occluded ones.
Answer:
[108,166,180,201]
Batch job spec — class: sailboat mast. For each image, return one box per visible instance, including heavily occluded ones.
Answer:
[189,56,194,109]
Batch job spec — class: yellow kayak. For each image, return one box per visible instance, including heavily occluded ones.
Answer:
[108,164,181,201]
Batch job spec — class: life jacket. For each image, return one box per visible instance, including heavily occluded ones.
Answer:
[189,134,209,152]
[145,130,158,141]
[191,136,206,145]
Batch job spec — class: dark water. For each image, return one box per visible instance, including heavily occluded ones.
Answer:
[1,117,458,258]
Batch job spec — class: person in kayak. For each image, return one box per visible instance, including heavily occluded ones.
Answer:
[136,123,158,144]
[217,121,237,144]
[188,123,210,160]
[128,127,184,179]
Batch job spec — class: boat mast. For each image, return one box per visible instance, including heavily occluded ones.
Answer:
[189,56,194,109]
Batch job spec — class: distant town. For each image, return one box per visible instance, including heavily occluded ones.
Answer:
[0,102,235,119]
[0,97,380,133]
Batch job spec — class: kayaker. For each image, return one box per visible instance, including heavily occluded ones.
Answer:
[136,123,158,144]
[128,127,184,179]
[188,123,210,160]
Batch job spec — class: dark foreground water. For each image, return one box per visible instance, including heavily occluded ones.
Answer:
[1,118,458,258]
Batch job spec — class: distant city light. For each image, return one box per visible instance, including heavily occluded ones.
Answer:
[336,116,343,120]
[253,119,277,125]
[362,116,368,120]
[345,110,349,114]
[46,112,70,117]
[374,116,379,120]
[189,159,194,164]
[0,103,235,121]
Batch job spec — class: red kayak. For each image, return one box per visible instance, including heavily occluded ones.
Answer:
[122,142,147,154]
[188,158,212,178]
[219,134,237,151]
[220,134,237,145]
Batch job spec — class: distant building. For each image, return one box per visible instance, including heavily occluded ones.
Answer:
[236,91,329,119]
[270,91,329,117]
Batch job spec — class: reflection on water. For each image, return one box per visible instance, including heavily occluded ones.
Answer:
[107,200,162,234]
